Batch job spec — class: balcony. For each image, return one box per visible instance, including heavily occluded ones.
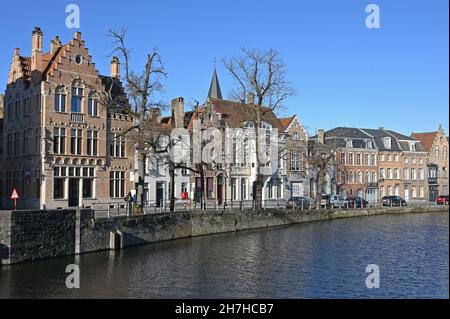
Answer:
[70,113,85,124]
[365,182,378,189]
[428,177,438,185]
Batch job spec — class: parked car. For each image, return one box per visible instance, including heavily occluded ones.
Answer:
[320,194,331,208]
[382,196,407,207]
[437,195,449,205]
[321,194,348,208]
[286,197,313,209]
[346,196,369,208]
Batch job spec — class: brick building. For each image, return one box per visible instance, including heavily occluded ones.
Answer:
[412,125,449,197]
[0,28,134,210]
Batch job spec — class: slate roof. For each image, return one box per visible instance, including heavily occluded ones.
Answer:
[207,69,223,100]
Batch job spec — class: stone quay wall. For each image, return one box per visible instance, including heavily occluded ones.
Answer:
[0,206,448,265]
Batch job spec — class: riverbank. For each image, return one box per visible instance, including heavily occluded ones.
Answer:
[0,206,448,265]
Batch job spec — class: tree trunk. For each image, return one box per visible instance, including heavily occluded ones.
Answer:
[169,163,175,212]
[315,167,326,208]
[254,109,264,209]
[136,152,146,213]
[200,168,205,210]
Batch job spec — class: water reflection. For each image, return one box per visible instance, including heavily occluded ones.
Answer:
[0,212,448,299]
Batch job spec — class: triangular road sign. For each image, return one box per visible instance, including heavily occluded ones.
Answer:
[10,188,20,200]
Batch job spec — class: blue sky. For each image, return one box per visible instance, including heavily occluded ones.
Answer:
[0,0,448,135]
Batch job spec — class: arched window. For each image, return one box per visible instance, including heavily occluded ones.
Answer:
[371,171,377,183]
[444,146,448,159]
[341,172,347,184]
[292,132,300,140]
[54,86,66,113]
[365,171,370,183]
[88,92,99,117]
[435,146,440,159]
[357,171,362,184]
[349,171,355,184]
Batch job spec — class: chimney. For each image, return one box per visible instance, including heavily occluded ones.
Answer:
[74,31,82,40]
[151,107,161,122]
[31,27,43,71]
[317,129,325,144]
[171,97,185,128]
[379,127,384,131]
[13,48,20,62]
[110,56,121,78]
[50,36,62,55]
[246,92,255,105]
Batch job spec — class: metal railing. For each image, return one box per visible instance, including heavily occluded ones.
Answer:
[90,199,443,219]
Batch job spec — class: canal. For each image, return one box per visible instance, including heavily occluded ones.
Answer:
[0,211,448,299]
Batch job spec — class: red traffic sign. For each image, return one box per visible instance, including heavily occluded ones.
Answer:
[10,188,20,210]
[10,188,20,200]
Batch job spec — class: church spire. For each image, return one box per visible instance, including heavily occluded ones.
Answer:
[207,67,223,100]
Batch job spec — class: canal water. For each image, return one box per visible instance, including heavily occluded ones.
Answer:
[0,212,448,299]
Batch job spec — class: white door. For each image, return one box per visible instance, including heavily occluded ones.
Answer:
[404,186,409,202]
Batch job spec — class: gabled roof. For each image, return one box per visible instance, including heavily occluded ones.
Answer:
[207,69,223,100]
[411,132,438,152]
[278,116,296,131]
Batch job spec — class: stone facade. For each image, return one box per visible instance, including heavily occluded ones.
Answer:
[0,28,134,210]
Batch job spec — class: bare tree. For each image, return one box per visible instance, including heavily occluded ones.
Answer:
[223,48,296,209]
[108,28,167,210]
[307,140,338,208]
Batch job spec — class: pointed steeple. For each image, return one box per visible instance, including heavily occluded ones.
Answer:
[207,68,223,100]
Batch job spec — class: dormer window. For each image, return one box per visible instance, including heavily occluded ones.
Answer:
[383,137,391,149]
[366,139,373,149]
[409,142,416,152]
[345,139,353,148]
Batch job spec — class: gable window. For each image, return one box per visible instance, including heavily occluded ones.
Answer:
[435,146,439,159]
[71,87,83,113]
[54,87,66,113]
[88,92,98,117]
[292,133,300,140]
